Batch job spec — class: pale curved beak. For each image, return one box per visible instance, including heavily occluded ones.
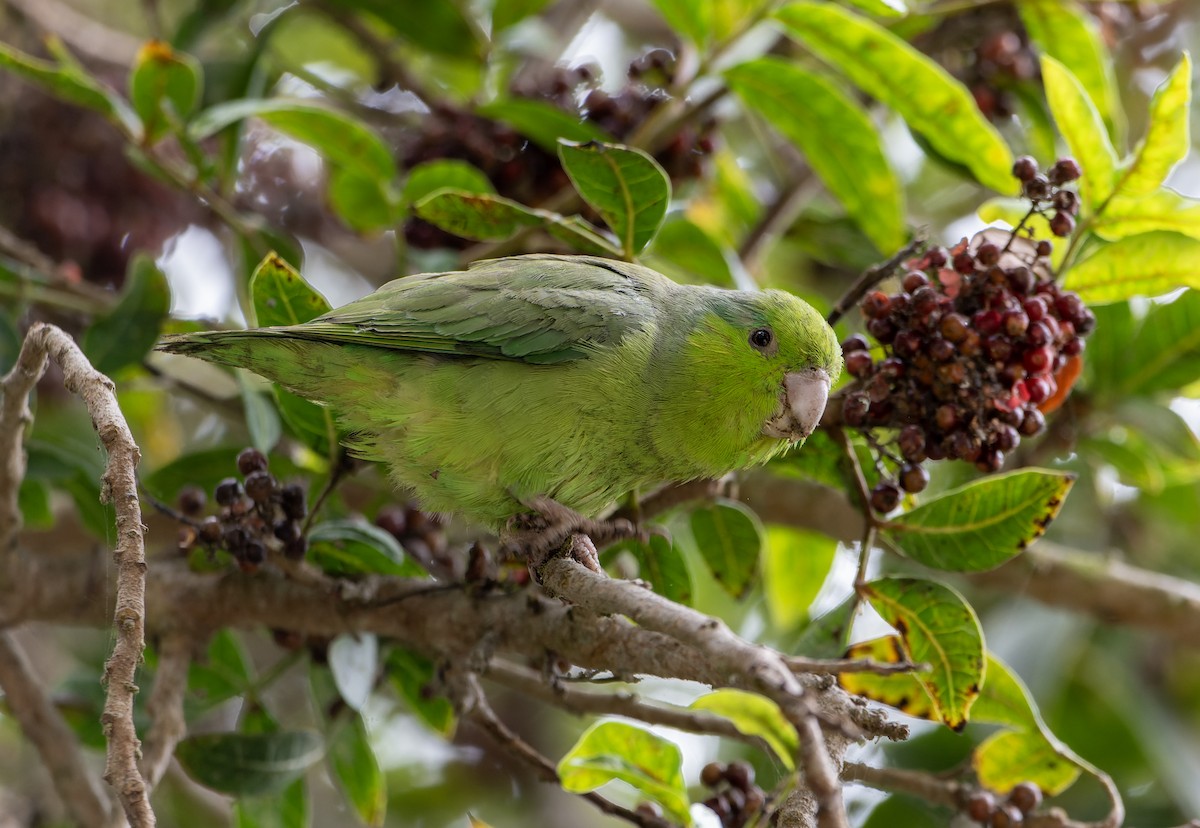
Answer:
[764,368,831,442]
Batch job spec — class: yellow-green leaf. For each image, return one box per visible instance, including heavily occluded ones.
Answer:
[1114,52,1191,199]
[883,469,1075,572]
[838,636,936,721]
[762,525,838,632]
[557,721,691,825]
[774,2,1014,194]
[688,499,763,599]
[725,58,906,253]
[329,715,386,826]
[860,578,985,730]
[1092,189,1200,242]
[1040,56,1117,208]
[129,40,202,143]
[1018,0,1120,141]
[1065,231,1200,303]
[690,689,799,770]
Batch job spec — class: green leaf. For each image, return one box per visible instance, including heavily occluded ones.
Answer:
[882,469,1075,572]
[329,633,378,713]
[1064,231,1200,303]
[129,40,202,143]
[328,168,400,234]
[860,577,985,730]
[492,0,554,31]
[725,58,906,253]
[649,0,709,46]
[557,721,691,826]
[689,690,798,770]
[792,594,856,659]
[644,216,734,287]
[1017,0,1120,141]
[1040,56,1117,207]
[762,525,837,633]
[386,648,456,736]
[308,519,425,577]
[774,2,1014,194]
[688,499,762,599]
[610,533,693,606]
[838,636,937,721]
[239,374,282,453]
[235,778,310,828]
[329,715,386,826]
[476,99,612,153]
[190,99,395,181]
[862,796,945,828]
[558,141,670,258]
[1113,52,1191,198]
[17,478,52,529]
[971,654,1082,795]
[401,160,496,206]
[188,630,253,708]
[0,40,139,135]
[321,0,479,58]
[843,0,907,15]
[81,255,170,375]
[414,190,620,256]
[1091,189,1200,242]
[1100,288,1200,398]
[176,731,323,796]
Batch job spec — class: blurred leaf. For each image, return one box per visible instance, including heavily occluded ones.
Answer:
[329,633,378,713]
[860,577,985,730]
[838,636,936,721]
[492,0,554,31]
[414,190,620,255]
[689,689,798,770]
[0,311,20,374]
[191,99,395,181]
[308,519,425,577]
[1040,56,1117,208]
[329,715,386,826]
[188,629,253,709]
[177,731,323,796]
[328,168,400,234]
[610,533,693,606]
[17,479,52,529]
[173,0,245,51]
[1094,288,1200,398]
[882,469,1075,572]
[239,373,282,453]
[862,796,945,827]
[1091,189,1200,242]
[793,595,856,658]
[402,160,495,206]
[762,525,837,632]
[129,40,202,143]
[649,0,709,46]
[972,654,1082,795]
[843,0,906,15]
[476,99,611,153]
[725,57,906,253]
[1064,231,1200,303]
[689,499,762,599]
[0,39,139,135]
[557,721,691,826]
[235,778,310,828]
[774,2,1014,194]
[1018,0,1120,140]
[81,256,170,375]
[1113,52,1191,198]
[321,0,479,58]
[385,648,456,736]
[644,216,734,286]
[558,141,671,258]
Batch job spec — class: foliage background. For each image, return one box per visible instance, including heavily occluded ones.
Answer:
[3,0,1200,827]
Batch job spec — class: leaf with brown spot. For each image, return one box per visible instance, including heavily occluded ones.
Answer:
[838,636,936,721]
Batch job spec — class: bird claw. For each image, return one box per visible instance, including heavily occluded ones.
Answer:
[502,496,639,575]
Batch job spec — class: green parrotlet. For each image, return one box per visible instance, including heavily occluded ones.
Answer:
[159,254,842,533]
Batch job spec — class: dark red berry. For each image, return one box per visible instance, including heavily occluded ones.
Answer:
[936,404,960,431]
[994,424,1020,452]
[899,425,927,461]
[199,515,222,543]
[724,761,754,791]
[1023,346,1054,375]
[974,310,1002,336]
[1049,157,1082,184]
[701,762,724,787]
[976,242,1001,265]
[1063,336,1084,356]
[870,481,902,513]
[867,316,896,343]
[953,252,976,274]
[976,449,1005,473]
[842,393,870,426]
[926,248,948,267]
[1035,240,1053,257]
[991,804,1024,828]
[867,373,891,403]
[940,313,969,342]
[178,486,206,516]
[1024,174,1051,199]
[274,520,300,543]
[842,334,869,353]
[862,291,891,318]
[930,338,956,362]
[900,463,929,493]
[281,484,307,520]
[966,791,997,822]
[846,350,873,378]
[237,447,269,476]
[703,795,731,819]
[1008,266,1036,295]
[244,470,275,504]
[633,801,662,819]
[215,477,243,506]
[878,357,906,379]
[894,329,922,358]
[1049,211,1075,237]
[1052,189,1078,214]
[284,536,309,560]
[1020,408,1045,436]
[902,271,929,292]
[984,335,1013,362]
[1026,321,1051,347]
[1007,782,1042,814]
[243,539,266,565]
[1012,156,1038,182]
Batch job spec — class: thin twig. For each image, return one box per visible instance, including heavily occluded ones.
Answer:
[140,634,193,790]
[738,172,820,272]
[0,633,115,828]
[784,655,926,676]
[313,0,434,103]
[826,236,927,326]
[1,323,154,826]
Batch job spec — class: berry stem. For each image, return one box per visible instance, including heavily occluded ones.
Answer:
[831,427,880,593]
[827,236,927,326]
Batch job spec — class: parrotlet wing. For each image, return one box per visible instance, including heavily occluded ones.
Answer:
[274,254,663,364]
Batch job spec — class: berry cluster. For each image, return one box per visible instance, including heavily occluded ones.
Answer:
[964,782,1042,826]
[839,158,1093,511]
[402,50,716,248]
[375,503,448,576]
[176,448,308,572]
[699,761,765,828]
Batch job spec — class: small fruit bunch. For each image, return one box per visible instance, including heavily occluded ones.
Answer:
[176,447,308,572]
[965,782,1043,826]
[838,157,1094,513]
[699,760,766,828]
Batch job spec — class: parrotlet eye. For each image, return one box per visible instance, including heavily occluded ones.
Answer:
[749,328,773,350]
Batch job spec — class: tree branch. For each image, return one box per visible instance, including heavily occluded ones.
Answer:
[1,323,154,826]
[140,634,193,790]
[0,633,116,828]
